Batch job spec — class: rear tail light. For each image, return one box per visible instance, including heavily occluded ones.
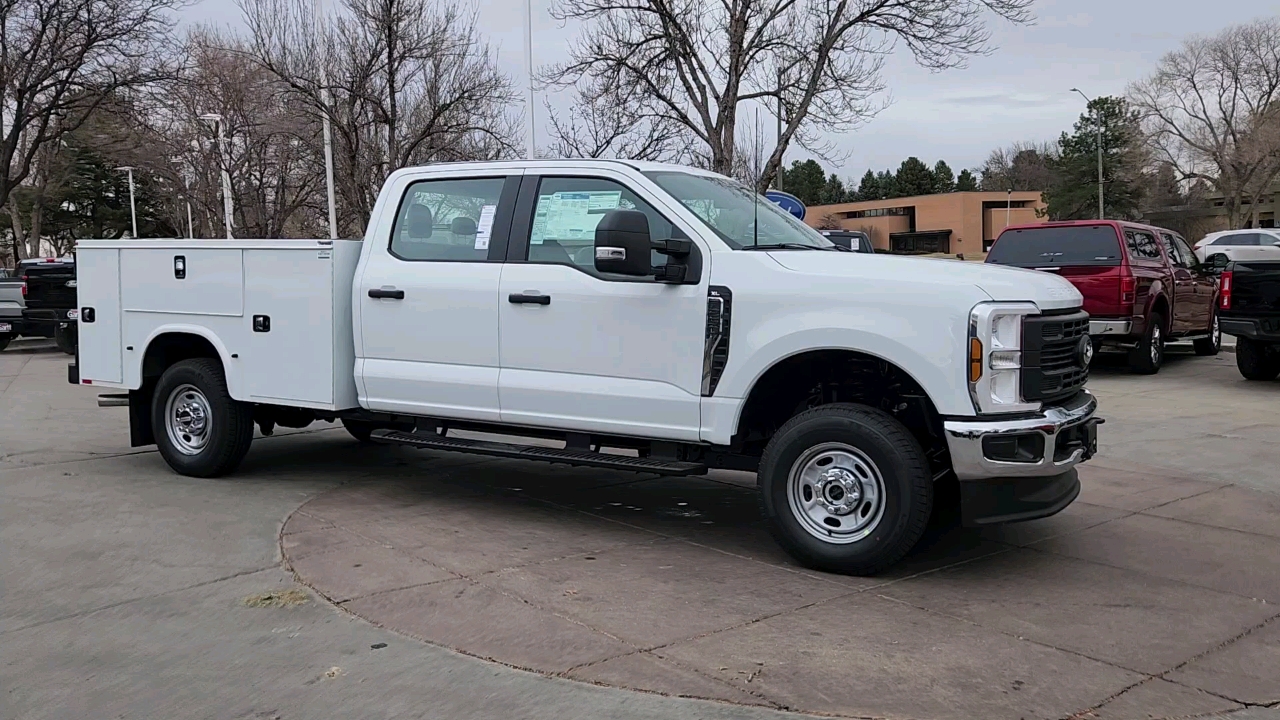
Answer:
[1220,270,1232,310]
[1120,271,1136,306]
[19,281,26,297]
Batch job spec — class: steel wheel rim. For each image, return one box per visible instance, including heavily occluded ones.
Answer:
[1151,325,1162,364]
[786,442,887,545]
[165,384,212,456]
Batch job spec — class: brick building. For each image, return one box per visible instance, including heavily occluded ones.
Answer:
[805,191,1047,255]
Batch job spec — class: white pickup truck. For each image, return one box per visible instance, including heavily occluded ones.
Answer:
[70,160,1100,574]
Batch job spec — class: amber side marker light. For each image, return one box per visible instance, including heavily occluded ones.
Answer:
[969,337,983,383]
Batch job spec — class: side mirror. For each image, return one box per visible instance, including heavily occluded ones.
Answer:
[1208,253,1230,271]
[594,210,653,276]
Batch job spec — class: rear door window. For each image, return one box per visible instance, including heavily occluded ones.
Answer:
[1125,229,1163,261]
[985,225,1123,267]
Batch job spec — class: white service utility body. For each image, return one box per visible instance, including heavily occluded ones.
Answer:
[71,159,1101,574]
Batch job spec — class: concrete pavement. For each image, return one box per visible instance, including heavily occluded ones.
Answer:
[3,341,1279,720]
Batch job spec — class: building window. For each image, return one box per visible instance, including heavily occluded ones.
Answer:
[843,206,910,219]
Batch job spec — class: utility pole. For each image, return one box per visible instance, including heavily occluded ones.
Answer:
[775,67,783,191]
[524,0,536,159]
[117,166,138,238]
[1071,88,1104,219]
[200,114,235,239]
[314,0,338,239]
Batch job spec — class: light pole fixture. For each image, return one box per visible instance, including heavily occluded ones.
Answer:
[171,157,194,239]
[199,113,235,239]
[523,0,536,159]
[116,166,138,239]
[1071,88,1104,220]
[312,0,338,239]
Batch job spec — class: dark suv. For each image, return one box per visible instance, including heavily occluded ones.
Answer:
[986,221,1220,374]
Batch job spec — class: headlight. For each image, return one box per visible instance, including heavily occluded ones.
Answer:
[968,302,1040,414]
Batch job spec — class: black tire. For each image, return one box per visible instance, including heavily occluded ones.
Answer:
[151,358,255,477]
[1129,312,1166,374]
[54,323,75,355]
[1193,311,1221,356]
[1236,337,1280,381]
[0,333,10,352]
[757,403,933,575]
[342,418,376,443]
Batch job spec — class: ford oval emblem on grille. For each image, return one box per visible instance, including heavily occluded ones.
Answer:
[1079,336,1094,367]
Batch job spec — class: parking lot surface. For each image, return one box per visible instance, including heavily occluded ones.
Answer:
[3,340,1278,720]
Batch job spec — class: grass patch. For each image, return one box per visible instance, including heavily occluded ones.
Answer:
[241,588,310,608]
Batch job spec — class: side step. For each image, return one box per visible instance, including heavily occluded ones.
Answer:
[97,393,130,407]
[371,429,707,476]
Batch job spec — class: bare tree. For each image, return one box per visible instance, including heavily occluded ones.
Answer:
[544,0,1033,190]
[1128,17,1280,229]
[241,0,519,233]
[977,141,1056,192]
[544,79,693,161]
[0,0,178,248]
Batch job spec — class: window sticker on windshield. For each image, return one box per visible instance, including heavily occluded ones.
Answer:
[529,191,622,245]
[474,204,496,250]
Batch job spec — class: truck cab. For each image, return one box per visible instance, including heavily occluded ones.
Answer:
[70,160,1101,575]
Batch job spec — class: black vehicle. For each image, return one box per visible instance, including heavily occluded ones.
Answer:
[820,230,875,254]
[1214,255,1280,380]
[18,258,78,354]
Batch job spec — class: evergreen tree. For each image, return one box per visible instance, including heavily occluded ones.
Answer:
[933,160,956,193]
[893,156,935,197]
[1044,96,1145,221]
[780,159,827,205]
[818,173,848,204]
[855,169,881,200]
[955,168,978,191]
[875,169,897,199]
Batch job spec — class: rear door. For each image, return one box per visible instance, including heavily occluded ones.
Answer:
[356,171,520,422]
[1158,231,1200,333]
[1172,234,1215,332]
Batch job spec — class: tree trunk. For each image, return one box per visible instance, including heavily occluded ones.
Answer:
[7,198,28,261]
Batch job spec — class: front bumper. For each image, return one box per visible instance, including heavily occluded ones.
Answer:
[943,391,1099,481]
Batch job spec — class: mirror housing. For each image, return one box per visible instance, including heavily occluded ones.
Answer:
[594,210,653,276]
[1208,252,1231,272]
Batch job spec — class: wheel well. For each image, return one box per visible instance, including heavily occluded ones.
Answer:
[141,333,222,381]
[735,349,948,469]
[1150,295,1170,327]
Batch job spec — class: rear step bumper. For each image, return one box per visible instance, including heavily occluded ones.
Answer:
[372,430,708,476]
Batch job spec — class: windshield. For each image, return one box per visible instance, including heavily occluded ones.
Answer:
[643,171,835,250]
[986,225,1123,267]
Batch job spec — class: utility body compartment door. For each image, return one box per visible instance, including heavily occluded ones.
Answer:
[75,248,123,384]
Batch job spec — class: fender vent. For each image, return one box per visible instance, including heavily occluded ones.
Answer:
[702,285,732,396]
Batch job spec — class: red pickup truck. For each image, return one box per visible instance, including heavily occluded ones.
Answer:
[986,220,1220,374]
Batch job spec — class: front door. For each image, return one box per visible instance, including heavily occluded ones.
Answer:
[357,172,520,422]
[496,172,709,441]
[1159,231,1199,334]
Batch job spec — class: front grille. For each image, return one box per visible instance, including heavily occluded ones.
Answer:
[1021,310,1090,403]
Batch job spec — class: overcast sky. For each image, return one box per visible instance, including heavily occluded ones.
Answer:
[185,0,1273,180]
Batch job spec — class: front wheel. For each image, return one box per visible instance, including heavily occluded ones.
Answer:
[758,403,933,575]
[0,333,10,352]
[152,358,255,477]
[1236,337,1280,381]
[1194,312,1221,356]
[1129,313,1165,374]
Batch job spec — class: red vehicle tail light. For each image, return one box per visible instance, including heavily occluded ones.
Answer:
[19,281,26,297]
[1120,271,1136,306]
[1219,270,1232,310]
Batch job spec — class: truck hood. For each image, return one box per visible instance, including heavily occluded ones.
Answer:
[767,252,1083,311]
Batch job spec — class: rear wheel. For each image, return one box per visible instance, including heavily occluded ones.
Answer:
[1129,312,1165,375]
[54,323,75,355]
[758,403,932,575]
[152,358,255,477]
[0,333,10,352]
[342,419,376,443]
[1236,337,1280,381]
[1193,312,1221,356]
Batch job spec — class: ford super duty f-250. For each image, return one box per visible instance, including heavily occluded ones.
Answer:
[69,160,1101,574]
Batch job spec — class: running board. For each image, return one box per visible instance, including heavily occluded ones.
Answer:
[371,430,708,476]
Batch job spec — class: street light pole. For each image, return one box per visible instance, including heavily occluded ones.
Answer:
[1071,88,1104,220]
[171,158,194,239]
[199,113,234,239]
[117,166,138,238]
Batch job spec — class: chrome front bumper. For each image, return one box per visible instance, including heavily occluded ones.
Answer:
[944,392,1099,480]
[1089,319,1132,336]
